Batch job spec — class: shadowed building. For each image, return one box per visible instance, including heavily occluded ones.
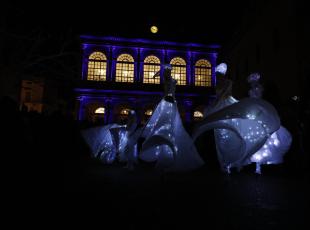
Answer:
[20,77,62,114]
[75,36,220,125]
[221,0,309,107]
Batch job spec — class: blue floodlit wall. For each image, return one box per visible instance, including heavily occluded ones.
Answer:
[75,36,220,125]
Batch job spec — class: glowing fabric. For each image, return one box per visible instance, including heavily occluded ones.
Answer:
[140,99,204,172]
[81,123,121,163]
[81,110,139,167]
[193,86,291,173]
[139,64,204,172]
[194,96,281,171]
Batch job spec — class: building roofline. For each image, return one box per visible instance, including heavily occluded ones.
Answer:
[80,35,221,51]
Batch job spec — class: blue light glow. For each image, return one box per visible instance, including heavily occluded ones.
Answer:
[215,63,227,75]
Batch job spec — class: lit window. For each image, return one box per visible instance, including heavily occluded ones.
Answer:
[170,57,186,85]
[194,111,203,118]
[116,54,134,83]
[94,107,105,114]
[145,109,153,116]
[120,108,130,115]
[87,52,107,81]
[195,59,211,86]
[143,56,160,84]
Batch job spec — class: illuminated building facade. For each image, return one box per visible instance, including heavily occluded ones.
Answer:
[75,36,220,125]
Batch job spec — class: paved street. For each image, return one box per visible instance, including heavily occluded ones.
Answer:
[63,158,309,229]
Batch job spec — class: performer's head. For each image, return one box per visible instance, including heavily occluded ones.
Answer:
[247,72,261,83]
[247,73,263,98]
[128,110,136,116]
[153,64,172,79]
[215,63,227,76]
[163,64,172,70]
[163,64,172,76]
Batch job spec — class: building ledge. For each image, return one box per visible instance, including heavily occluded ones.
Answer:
[74,80,215,97]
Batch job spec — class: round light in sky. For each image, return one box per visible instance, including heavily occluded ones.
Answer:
[150,26,158,34]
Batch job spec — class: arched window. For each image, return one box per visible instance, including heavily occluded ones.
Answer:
[194,111,203,118]
[145,109,153,116]
[170,57,187,85]
[94,107,105,114]
[120,108,130,115]
[116,54,134,83]
[87,52,107,81]
[195,59,211,86]
[143,55,160,84]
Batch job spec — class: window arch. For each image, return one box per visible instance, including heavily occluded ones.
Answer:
[170,57,187,85]
[87,52,107,81]
[143,55,161,84]
[195,59,211,86]
[145,109,153,116]
[120,108,130,115]
[116,54,135,82]
[194,111,203,118]
[94,107,105,114]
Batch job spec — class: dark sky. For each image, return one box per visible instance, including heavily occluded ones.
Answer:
[3,0,251,45]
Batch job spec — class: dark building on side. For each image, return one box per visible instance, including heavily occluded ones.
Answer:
[74,36,220,125]
[221,0,309,108]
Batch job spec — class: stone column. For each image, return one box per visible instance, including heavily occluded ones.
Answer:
[110,47,116,82]
[76,96,84,121]
[211,53,218,87]
[105,98,115,124]
[184,100,193,123]
[187,51,193,86]
[136,48,142,83]
[108,46,113,82]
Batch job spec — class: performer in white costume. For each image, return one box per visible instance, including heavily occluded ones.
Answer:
[246,73,292,173]
[193,64,291,173]
[139,64,204,172]
[82,109,139,168]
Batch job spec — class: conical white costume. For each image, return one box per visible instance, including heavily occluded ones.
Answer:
[82,110,139,167]
[139,65,204,172]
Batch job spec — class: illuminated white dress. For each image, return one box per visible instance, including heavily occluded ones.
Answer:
[82,110,139,168]
[139,65,204,172]
[246,74,292,173]
[193,69,291,173]
[81,123,121,164]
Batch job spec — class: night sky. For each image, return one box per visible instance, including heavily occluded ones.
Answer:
[3,0,251,45]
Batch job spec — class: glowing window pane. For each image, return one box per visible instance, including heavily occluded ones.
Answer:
[120,108,129,115]
[116,54,134,83]
[87,52,107,81]
[143,55,160,84]
[195,59,211,86]
[95,107,105,114]
[194,111,203,118]
[170,57,186,85]
[145,109,153,116]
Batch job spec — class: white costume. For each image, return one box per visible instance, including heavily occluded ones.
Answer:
[139,65,204,172]
[82,110,139,168]
[193,67,291,173]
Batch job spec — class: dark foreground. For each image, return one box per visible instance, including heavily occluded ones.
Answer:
[2,100,309,229]
[61,157,309,230]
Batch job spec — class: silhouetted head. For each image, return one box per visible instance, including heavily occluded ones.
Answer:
[247,73,263,98]
[163,64,172,71]
[247,72,261,83]
[128,110,136,117]
[153,64,172,79]
[162,64,171,78]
